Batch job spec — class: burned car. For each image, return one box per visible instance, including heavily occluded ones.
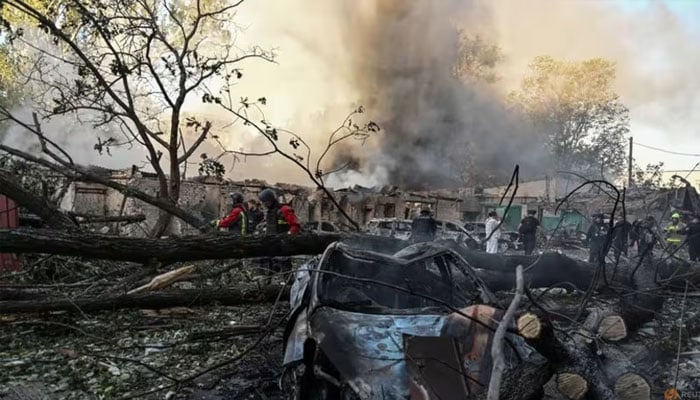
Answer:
[281,241,548,399]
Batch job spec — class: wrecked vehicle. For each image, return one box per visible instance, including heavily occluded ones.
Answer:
[365,218,483,250]
[281,241,549,399]
[364,218,413,240]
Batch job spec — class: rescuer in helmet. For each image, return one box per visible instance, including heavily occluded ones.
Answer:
[684,215,700,261]
[258,188,300,235]
[211,192,250,235]
[411,208,437,243]
[664,212,685,248]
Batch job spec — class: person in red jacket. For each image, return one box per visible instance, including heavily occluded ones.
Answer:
[211,192,249,235]
[259,188,300,235]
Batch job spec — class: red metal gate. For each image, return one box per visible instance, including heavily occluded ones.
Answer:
[0,194,21,270]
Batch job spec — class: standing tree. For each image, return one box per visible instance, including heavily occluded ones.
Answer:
[0,0,279,236]
[510,56,629,179]
[0,0,378,235]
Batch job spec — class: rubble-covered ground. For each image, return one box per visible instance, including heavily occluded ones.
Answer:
[1,250,699,399]
[0,257,298,399]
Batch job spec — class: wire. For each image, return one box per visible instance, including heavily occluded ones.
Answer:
[635,142,700,157]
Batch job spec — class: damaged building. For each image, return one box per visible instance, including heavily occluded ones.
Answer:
[57,167,700,237]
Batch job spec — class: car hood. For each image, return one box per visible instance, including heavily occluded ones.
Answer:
[309,307,445,399]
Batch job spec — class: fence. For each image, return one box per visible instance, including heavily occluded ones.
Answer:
[0,194,21,270]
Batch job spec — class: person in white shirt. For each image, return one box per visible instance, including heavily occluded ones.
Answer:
[484,211,502,254]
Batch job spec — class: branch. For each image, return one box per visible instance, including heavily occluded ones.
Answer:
[487,264,524,400]
[178,121,211,164]
[0,169,76,229]
[0,144,209,232]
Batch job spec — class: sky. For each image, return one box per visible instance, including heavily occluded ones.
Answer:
[5,0,700,185]
[220,0,700,183]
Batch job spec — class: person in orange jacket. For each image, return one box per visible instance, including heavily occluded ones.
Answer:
[211,192,250,235]
[258,188,300,235]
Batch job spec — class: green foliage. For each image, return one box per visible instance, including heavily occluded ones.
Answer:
[510,56,629,178]
[634,162,666,190]
[453,33,503,83]
[198,155,224,179]
[0,155,65,201]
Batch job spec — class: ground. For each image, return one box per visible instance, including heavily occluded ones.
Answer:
[1,250,699,399]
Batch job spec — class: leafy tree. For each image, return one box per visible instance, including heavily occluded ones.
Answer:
[0,0,378,233]
[0,0,274,236]
[510,56,629,179]
[453,33,503,83]
[634,162,666,190]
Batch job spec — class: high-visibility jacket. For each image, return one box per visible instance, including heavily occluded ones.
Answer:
[265,204,300,235]
[664,222,685,245]
[218,205,249,235]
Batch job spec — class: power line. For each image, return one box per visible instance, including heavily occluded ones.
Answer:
[634,142,700,157]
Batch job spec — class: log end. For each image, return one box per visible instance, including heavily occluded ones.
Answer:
[556,372,588,400]
[517,312,542,339]
[598,315,627,341]
[614,373,650,400]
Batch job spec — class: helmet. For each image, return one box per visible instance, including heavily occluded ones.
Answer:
[258,188,278,207]
[671,212,681,219]
[229,192,244,205]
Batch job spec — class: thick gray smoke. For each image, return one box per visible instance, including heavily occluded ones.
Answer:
[329,1,550,189]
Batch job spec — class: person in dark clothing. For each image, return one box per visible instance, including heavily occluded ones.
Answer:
[587,214,609,264]
[259,188,300,235]
[211,192,249,235]
[611,215,632,262]
[518,210,540,255]
[684,215,700,261]
[629,219,641,251]
[246,199,265,232]
[637,216,658,257]
[411,209,437,243]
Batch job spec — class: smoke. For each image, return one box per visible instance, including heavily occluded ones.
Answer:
[230,0,550,189]
[487,0,700,168]
[4,1,696,184]
[229,0,700,186]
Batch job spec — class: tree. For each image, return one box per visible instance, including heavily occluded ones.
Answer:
[510,56,629,179]
[453,33,503,84]
[633,162,666,190]
[0,0,278,236]
[0,0,379,235]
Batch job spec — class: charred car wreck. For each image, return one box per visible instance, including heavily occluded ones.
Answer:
[281,241,549,399]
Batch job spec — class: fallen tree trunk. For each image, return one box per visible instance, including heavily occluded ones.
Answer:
[0,228,347,263]
[0,286,290,314]
[0,169,76,229]
[0,228,410,263]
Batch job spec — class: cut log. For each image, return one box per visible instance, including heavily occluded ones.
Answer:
[0,286,290,314]
[598,315,627,341]
[555,373,588,399]
[613,373,650,400]
[516,312,542,340]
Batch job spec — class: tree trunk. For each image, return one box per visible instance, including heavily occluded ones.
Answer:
[70,213,146,224]
[0,228,348,263]
[0,229,415,264]
[0,286,289,314]
[0,169,76,229]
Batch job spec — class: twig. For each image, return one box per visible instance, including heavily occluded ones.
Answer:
[487,265,524,400]
[673,280,689,391]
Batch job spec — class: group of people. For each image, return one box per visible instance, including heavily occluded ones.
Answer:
[586,212,700,263]
[211,188,300,236]
[409,207,542,256]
